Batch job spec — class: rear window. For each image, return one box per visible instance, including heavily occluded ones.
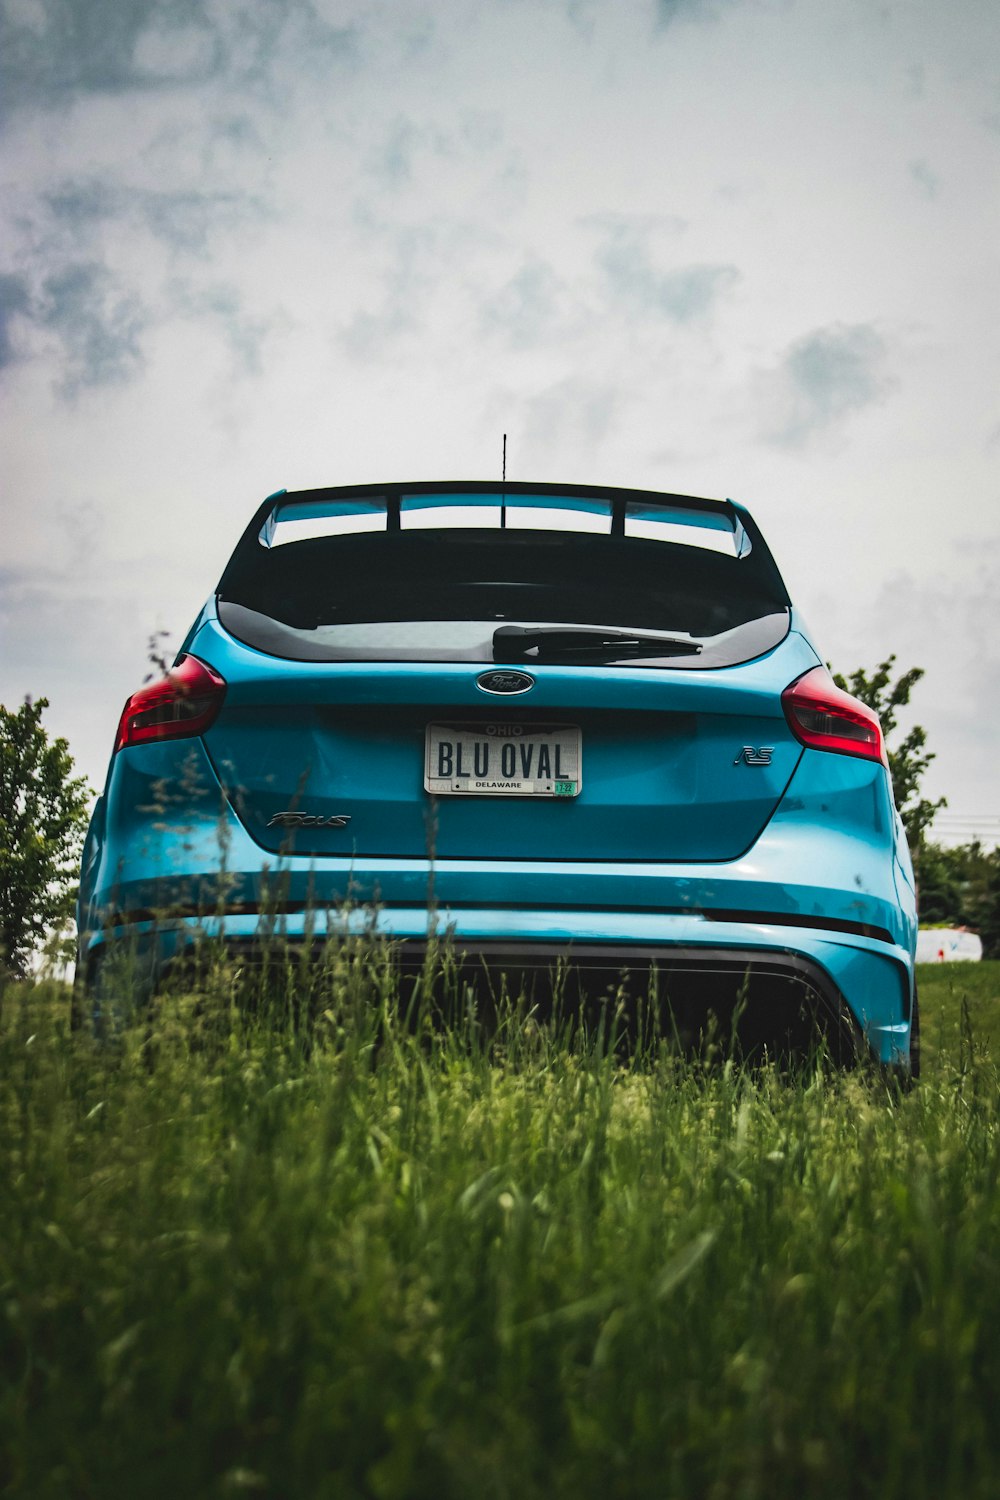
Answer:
[217,486,791,669]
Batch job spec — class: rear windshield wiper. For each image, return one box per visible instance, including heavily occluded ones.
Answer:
[493,625,701,660]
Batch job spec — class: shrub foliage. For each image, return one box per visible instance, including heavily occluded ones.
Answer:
[0,697,90,978]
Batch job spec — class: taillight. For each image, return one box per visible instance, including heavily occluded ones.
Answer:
[781,666,887,766]
[114,655,226,753]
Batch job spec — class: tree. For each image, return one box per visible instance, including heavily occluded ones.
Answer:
[966,845,1000,959]
[0,697,91,979]
[915,840,968,926]
[832,659,1000,943]
[914,840,1000,958]
[832,656,945,849]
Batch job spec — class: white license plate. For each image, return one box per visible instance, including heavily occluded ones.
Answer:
[425,722,582,797]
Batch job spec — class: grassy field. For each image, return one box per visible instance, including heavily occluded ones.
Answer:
[1,956,998,1499]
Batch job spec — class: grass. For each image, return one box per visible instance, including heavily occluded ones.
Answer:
[1,955,999,1499]
[917,960,999,1066]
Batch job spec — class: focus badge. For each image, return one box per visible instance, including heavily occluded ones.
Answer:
[267,812,352,828]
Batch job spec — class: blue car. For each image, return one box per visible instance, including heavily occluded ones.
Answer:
[77,481,918,1071]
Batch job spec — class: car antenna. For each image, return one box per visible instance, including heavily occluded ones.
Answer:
[501,432,506,529]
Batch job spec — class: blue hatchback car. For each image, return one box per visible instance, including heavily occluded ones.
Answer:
[77,481,918,1071]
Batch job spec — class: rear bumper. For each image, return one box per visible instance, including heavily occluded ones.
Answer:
[82,899,914,1068]
[80,741,916,1068]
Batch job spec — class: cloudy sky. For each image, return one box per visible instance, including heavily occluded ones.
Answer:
[2,0,998,841]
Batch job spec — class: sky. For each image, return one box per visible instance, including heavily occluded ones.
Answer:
[1,0,999,843]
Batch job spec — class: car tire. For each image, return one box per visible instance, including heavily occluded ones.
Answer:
[909,982,921,1081]
[71,945,154,1038]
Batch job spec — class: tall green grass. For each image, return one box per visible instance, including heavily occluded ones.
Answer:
[2,958,998,1499]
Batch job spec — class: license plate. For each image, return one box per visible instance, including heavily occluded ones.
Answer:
[425,722,582,797]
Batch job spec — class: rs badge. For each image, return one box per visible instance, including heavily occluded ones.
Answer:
[734,746,774,766]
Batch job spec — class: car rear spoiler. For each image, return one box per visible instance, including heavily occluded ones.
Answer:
[217,480,790,608]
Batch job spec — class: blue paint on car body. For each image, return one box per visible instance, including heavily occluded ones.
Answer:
[78,481,917,1071]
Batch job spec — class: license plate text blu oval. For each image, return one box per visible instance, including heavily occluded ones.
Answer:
[424,723,582,797]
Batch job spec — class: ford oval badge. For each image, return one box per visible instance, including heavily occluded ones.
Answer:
[476,670,535,695]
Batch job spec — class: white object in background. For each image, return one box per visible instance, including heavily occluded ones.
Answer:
[916,928,983,963]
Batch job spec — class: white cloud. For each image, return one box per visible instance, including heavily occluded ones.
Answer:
[1,0,999,831]
[0,0,359,120]
[0,273,31,369]
[38,262,148,395]
[754,323,896,447]
[596,219,739,323]
[908,158,940,199]
[480,258,582,349]
[818,545,1000,822]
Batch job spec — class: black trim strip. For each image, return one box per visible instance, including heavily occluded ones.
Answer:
[102,900,895,945]
[704,909,895,945]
